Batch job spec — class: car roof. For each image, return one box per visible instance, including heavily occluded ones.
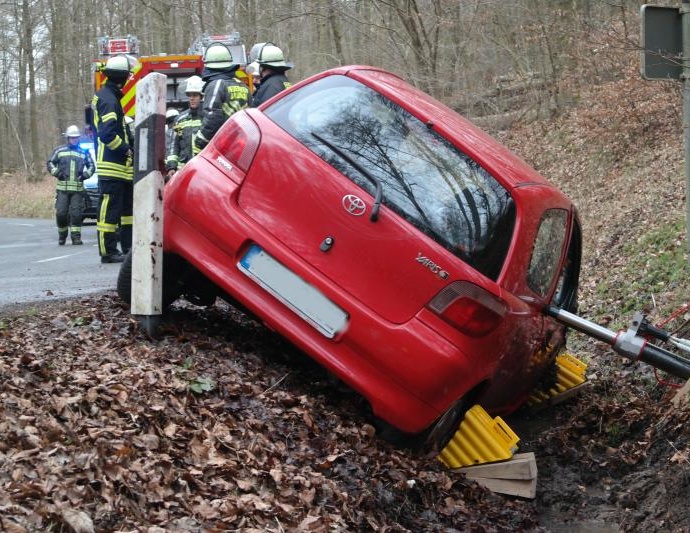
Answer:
[297,65,558,194]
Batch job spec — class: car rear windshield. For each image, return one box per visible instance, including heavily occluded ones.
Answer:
[264,74,515,280]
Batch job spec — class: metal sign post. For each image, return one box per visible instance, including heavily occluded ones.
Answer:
[641,2,690,252]
[131,73,166,336]
[680,0,690,252]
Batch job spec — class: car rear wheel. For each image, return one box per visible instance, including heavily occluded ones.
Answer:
[116,251,133,303]
[373,396,468,454]
[116,251,184,308]
[418,397,468,454]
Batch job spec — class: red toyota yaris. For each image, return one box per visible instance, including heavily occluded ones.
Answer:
[120,66,581,450]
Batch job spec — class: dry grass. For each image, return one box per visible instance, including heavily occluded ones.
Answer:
[0,172,55,219]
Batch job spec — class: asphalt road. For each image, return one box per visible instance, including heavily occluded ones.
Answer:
[0,218,120,310]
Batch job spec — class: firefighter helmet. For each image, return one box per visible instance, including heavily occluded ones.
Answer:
[64,125,81,138]
[203,43,234,69]
[249,42,269,62]
[185,75,204,95]
[166,108,179,120]
[257,44,291,70]
[103,54,132,80]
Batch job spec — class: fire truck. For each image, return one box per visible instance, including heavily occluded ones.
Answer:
[89,33,250,118]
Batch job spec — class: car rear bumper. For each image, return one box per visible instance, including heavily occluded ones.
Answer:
[164,204,486,434]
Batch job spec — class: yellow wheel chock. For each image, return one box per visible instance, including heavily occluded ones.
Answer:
[527,352,588,406]
[438,353,587,469]
[438,404,520,468]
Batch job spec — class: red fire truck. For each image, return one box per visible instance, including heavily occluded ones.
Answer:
[89,33,251,118]
[80,33,252,220]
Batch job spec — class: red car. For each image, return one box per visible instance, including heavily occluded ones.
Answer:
[121,66,581,450]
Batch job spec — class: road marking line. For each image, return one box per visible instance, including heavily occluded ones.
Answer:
[36,250,92,263]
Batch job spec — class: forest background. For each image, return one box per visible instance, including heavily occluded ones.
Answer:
[0,0,674,178]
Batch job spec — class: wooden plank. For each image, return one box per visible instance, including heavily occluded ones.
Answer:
[467,475,537,499]
[451,452,537,480]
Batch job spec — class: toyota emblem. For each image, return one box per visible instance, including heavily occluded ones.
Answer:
[342,194,366,216]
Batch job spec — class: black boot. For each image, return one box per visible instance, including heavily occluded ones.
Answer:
[72,234,83,245]
[58,232,67,245]
[101,253,124,264]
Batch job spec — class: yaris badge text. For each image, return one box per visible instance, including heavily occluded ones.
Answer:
[415,253,450,280]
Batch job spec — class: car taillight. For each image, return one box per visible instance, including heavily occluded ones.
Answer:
[213,111,260,172]
[428,281,506,337]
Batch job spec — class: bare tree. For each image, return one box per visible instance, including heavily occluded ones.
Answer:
[0,0,652,174]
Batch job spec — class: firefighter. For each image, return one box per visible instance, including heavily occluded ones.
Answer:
[193,43,251,155]
[166,76,203,179]
[245,61,261,93]
[165,108,179,154]
[91,54,135,264]
[46,125,95,245]
[249,43,293,107]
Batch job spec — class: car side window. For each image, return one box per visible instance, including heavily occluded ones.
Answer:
[528,209,568,297]
[552,219,581,312]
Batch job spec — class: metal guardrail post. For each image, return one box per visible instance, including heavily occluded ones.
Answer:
[131,72,166,336]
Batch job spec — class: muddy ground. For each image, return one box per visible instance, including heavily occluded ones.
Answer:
[1,294,689,531]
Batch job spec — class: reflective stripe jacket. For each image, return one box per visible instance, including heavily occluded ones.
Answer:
[251,72,292,107]
[193,67,251,155]
[165,125,176,155]
[47,143,95,192]
[91,79,133,181]
[166,106,202,171]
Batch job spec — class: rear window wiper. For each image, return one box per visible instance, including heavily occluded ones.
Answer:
[311,132,383,222]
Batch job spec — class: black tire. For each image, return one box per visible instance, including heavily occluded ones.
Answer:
[116,250,133,304]
[116,250,184,308]
[374,396,469,455]
[418,397,468,454]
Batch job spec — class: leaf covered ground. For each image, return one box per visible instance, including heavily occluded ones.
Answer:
[1,294,689,532]
[1,296,543,532]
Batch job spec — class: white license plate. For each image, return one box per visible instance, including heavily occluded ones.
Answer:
[238,245,348,338]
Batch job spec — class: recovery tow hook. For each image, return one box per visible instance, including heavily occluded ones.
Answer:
[546,306,690,380]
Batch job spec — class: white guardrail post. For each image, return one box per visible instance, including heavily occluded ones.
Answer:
[131,72,166,336]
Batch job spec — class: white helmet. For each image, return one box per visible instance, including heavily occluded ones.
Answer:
[249,42,268,62]
[166,108,180,120]
[64,125,81,138]
[246,61,260,77]
[257,44,291,69]
[185,75,204,95]
[203,43,234,69]
[103,54,133,80]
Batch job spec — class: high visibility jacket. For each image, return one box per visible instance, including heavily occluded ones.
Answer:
[193,67,251,155]
[166,106,202,171]
[47,143,95,192]
[251,71,292,107]
[165,124,176,155]
[91,80,133,181]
